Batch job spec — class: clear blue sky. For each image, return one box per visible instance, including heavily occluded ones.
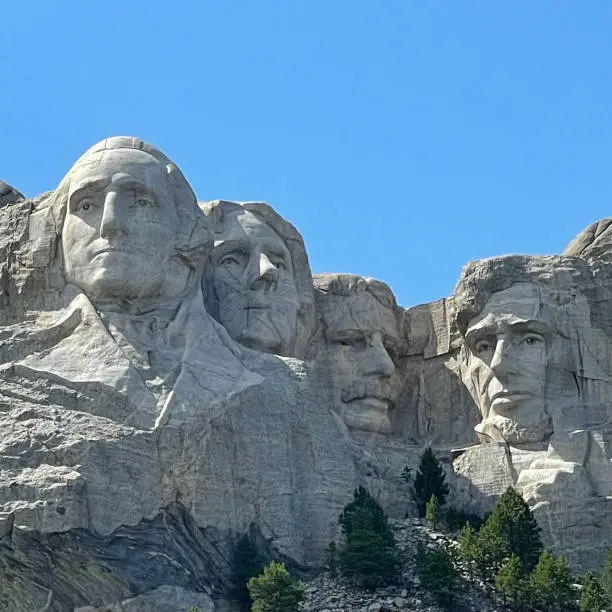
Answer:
[1,2,611,307]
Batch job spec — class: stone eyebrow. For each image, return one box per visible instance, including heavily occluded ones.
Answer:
[212,237,249,253]
[507,319,551,334]
[69,177,108,197]
[464,322,497,341]
[111,177,155,192]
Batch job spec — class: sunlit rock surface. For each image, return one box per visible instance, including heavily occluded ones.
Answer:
[1,138,611,609]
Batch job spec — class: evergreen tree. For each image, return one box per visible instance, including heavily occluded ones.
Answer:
[527,550,575,611]
[415,543,459,609]
[247,561,305,612]
[414,447,449,516]
[602,548,612,603]
[338,486,394,546]
[229,533,264,609]
[477,487,542,576]
[339,505,396,589]
[495,554,526,606]
[580,572,609,612]
[457,522,479,580]
[425,494,439,528]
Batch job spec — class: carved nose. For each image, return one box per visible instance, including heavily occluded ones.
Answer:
[249,252,279,290]
[489,339,516,377]
[363,333,395,378]
[99,192,126,240]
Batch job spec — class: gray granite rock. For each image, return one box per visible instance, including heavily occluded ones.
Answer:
[0,180,24,206]
[3,137,612,611]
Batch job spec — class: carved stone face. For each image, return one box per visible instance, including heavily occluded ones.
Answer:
[62,148,189,305]
[207,208,299,355]
[321,291,399,434]
[463,283,564,445]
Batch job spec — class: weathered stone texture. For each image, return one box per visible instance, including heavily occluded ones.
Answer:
[1,138,612,608]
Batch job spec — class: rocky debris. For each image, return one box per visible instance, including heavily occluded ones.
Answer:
[302,518,507,612]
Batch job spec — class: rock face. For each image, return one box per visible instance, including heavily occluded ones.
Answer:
[1,137,611,609]
[451,254,612,571]
[0,180,24,206]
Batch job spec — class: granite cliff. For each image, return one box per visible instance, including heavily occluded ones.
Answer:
[0,136,611,610]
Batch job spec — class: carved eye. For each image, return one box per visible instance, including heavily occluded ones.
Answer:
[77,198,94,211]
[134,195,155,208]
[474,338,494,355]
[220,252,245,267]
[521,334,544,346]
[337,338,367,350]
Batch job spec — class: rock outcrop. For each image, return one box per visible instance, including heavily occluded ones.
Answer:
[1,137,611,609]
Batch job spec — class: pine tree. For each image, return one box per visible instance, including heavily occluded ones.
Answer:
[339,505,396,589]
[229,533,264,609]
[414,447,449,517]
[602,548,612,603]
[580,572,609,612]
[425,494,439,528]
[247,561,305,612]
[457,523,479,580]
[339,486,394,546]
[416,543,459,609]
[477,487,542,576]
[495,554,526,606]
[527,550,575,611]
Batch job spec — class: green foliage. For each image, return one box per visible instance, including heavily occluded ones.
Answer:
[425,494,439,528]
[247,561,305,612]
[495,554,526,606]
[527,550,575,611]
[416,543,459,609]
[580,572,609,612]
[325,541,338,577]
[230,533,265,609]
[457,523,480,580]
[339,505,396,589]
[414,447,449,516]
[477,487,543,577]
[339,486,394,546]
[439,505,485,532]
[602,548,612,603]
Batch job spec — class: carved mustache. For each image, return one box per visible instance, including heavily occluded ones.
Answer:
[341,380,395,405]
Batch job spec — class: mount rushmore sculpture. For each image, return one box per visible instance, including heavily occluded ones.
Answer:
[1,137,611,610]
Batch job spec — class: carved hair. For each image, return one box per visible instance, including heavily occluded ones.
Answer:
[310,273,403,357]
[49,136,210,270]
[453,254,596,337]
[201,199,316,358]
[313,273,398,311]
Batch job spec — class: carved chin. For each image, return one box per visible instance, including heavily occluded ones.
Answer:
[239,316,294,355]
[339,400,392,434]
[74,271,161,302]
[476,412,552,445]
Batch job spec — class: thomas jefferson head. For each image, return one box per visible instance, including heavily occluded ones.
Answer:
[53,137,208,307]
[312,274,402,434]
[201,200,315,358]
[454,255,595,447]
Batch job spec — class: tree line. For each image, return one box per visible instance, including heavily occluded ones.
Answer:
[228,447,612,611]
